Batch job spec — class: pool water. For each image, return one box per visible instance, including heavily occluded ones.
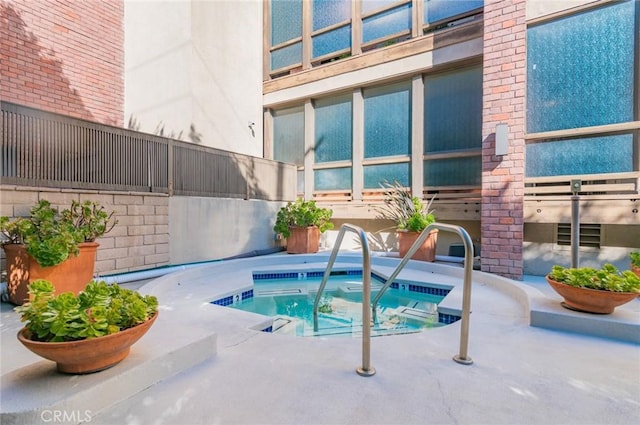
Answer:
[228,274,447,337]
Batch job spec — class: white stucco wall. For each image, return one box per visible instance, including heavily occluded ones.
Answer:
[124,0,263,156]
[169,197,284,264]
[526,0,601,20]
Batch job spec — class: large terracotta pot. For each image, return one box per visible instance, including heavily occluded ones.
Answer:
[545,276,639,314]
[632,265,640,278]
[398,230,438,262]
[286,226,320,254]
[17,312,158,374]
[3,242,98,305]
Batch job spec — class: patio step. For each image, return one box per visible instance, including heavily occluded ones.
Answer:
[0,307,217,425]
[529,293,640,344]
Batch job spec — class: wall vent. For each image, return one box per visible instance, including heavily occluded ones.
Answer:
[557,223,601,248]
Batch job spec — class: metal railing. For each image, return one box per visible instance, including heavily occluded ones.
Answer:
[1,101,296,201]
[371,222,475,365]
[312,223,375,377]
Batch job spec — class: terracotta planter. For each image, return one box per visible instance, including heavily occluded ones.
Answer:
[3,242,98,305]
[632,265,640,278]
[398,230,438,262]
[286,226,320,254]
[17,312,158,374]
[545,276,639,314]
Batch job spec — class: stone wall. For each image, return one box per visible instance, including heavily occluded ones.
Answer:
[0,186,169,277]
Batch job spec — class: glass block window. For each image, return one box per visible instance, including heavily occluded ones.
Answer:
[271,0,302,45]
[424,0,483,25]
[271,0,303,71]
[363,3,412,43]
[424,157,481,186]
[364,163,410,189]
[313,26,351,59]
[362,0,398,14]
[312,0,351,59]
[424,66,482,153]
[313,0,350,30]
[315,96,352,163]
[526,134,634,178]
[271,43,302,71]
[273,107,304,166]
[364,82,411,158]
[527,1,636,133]
[315,168,352,190]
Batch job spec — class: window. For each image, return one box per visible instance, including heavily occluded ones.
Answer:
[527,1,635,133]
[270,0,303,72]
[314,95,352,190]
[312,0,351,60]
[273,107,305,192]
[424,66,482,187]
[268,0,483,78]
[424,0,483,26]
[525,1,638,179]
[363,82,411,189]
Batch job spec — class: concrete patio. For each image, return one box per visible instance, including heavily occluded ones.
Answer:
[1,253,639,425]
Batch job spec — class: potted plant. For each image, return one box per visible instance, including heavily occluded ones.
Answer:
[15,279,158,374]
[546,264,640,314]
[1,199,117,305]
[630,251,640,278]
[273,198,333,254]
[375,180,437,261]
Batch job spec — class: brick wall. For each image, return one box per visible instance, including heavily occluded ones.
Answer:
[480,0,527,279]
[0,187,169,278]
[0,0,124,126]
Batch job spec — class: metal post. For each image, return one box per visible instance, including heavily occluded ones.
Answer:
[570,180,581,268]
[312,223,375,377]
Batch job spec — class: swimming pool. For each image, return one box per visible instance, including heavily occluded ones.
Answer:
[211,268,461,337]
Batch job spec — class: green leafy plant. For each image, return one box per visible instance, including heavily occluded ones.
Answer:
[0,199,117,267]
[375,180,436,232]
[630,252,640,268]
[273,198,333,239]
[62,200,118,242]
[548,264,640,293]
[15,280,158,342]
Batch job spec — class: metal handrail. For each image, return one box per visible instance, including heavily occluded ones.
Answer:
[312,223,375,377]
[371,222,475,365]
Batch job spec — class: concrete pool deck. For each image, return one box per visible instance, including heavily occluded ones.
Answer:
[1,252,639,425]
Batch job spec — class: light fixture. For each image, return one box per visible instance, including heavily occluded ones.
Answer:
[495,123,508,156]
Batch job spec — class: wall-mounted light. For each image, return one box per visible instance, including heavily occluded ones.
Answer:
[495,123,508,156]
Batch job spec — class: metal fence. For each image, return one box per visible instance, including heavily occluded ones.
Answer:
[0,102,296,201]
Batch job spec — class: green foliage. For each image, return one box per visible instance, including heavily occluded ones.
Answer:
[62,200,118,242]
[273,198,333,238]
[630,251,640,268]
[549,264,640,293]
[0,199,117,267]
[375,180,436,233]
[15,280,158,342]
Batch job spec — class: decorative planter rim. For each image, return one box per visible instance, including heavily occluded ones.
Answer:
[18,311,158,374]
[545,276,639,314]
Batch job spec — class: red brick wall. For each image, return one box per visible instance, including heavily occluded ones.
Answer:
[481,0,526,279]
[0,0,123,126]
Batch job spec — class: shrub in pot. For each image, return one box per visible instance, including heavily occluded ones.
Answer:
[273,198,333,254]
[15,279,158,374]
[1,199,117,304]
[375,180,437,261]
[546,264,640,314]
